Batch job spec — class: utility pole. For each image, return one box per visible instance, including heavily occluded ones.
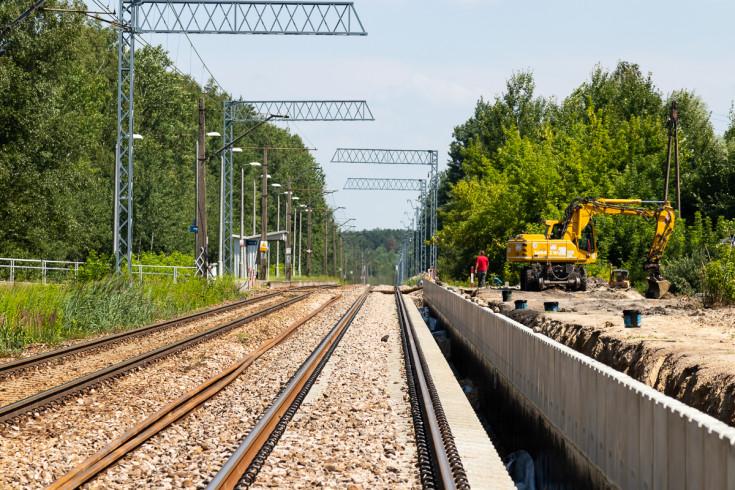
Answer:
[299,206,311,277]
[332,218,337,277]
[259,149,269,280]
[664,100,681,214]
[195,98,208,277]
[323,214,328,276]
[240,168,245,278]
[285,185,292,280]
[340,232,344,281]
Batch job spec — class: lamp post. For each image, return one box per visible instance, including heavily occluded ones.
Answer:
[298,204,306,277]
[210,114,287,278]
[286,194,299,272]
[331,207,345,277]
[271,183,282,277]
[335,220,354,281]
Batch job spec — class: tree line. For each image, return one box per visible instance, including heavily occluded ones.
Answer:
[0,1,341,274]
[437,62,735,296]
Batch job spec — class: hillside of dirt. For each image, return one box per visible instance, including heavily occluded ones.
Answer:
[462,280,735,427]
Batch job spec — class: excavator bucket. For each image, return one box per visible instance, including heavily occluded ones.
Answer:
[646,277,670,299]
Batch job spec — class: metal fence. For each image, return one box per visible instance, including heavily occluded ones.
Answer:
[0,258,197,284]
[130,264,197,283]
[0,258,83,284]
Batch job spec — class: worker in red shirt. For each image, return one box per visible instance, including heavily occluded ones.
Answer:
[475,250,489,288]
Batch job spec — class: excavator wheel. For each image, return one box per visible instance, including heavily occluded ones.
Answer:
[646,277,670,299]
[578,268,587,292]
[523,267,539,291]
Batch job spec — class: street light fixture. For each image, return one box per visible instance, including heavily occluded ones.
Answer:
[206,131,221,137]
[132,133,143,140]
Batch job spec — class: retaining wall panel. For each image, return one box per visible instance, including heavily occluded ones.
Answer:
[424,282,735,489]
[727,432,735,489]
[668,407,686,490]
[625,384,641,489]
[703,427,725,489]
[685,415,704,489]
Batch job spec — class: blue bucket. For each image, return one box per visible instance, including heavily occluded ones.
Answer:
[514,299,527,310]
[544,301,559,312]
[623,309,642,328]
[502,290,512,302]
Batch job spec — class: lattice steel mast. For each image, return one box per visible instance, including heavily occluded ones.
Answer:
[114,1,367,272]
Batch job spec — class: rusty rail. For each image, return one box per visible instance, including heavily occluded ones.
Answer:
[0,285,322,380]
[0,290,321,425]
[47,293,343,490]
[206,287,371,489]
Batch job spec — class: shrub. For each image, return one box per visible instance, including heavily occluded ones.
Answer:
[703,245,735,305]
[662,249,708,295]
[77,250,113,281]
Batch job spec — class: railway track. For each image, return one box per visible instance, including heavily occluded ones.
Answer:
[206,286,371,489]
[0,287,328,425]
[395,287,469,489]
[46,291,352,489]
[0,285,319,381]
[3,285,468,488]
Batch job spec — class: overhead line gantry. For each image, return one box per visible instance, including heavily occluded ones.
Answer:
[113,1,367,272]
[332,148,438,272]
[219,99,372,274]
[342,177,428,279]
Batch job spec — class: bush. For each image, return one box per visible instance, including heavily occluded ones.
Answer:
[703,245,735,305]
[662,249,708,295]
[77,250,112,281]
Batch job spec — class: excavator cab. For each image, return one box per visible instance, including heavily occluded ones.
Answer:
[542,220,563,240]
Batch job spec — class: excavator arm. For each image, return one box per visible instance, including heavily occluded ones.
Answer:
[559,197,676,297]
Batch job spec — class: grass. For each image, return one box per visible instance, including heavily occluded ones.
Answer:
[0,275,242,356]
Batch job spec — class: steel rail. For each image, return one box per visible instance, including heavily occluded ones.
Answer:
[47,293,343,490]
[207,286,371,489]
[0,290,320,425]
[395,288,468,489]
[0,286,318,380]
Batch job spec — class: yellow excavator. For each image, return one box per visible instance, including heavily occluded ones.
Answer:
[507,198,675,298]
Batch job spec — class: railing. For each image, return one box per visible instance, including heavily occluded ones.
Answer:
[0,258,83,284]
[0,258,197,284]
[129,264,197,284]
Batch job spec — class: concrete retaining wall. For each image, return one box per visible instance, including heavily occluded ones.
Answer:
[424,280,735,489]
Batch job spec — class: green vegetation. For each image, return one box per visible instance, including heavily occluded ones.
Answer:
[438,63,735,300]
[0,275,241,356]
[342,229,402,285]
[0,1,335,271]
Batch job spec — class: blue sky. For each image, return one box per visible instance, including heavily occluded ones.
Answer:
[136,0,735,230]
